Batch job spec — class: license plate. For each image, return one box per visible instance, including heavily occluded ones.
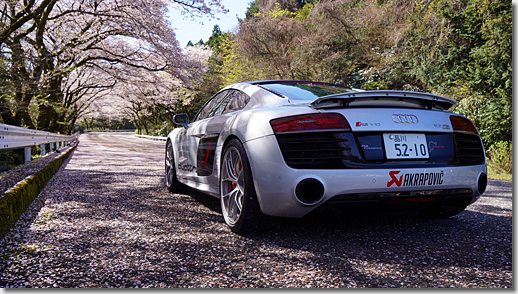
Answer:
[383,134,429,159]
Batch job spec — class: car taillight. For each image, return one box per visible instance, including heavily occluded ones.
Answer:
[450,115,478,134]
[270,113,351,134]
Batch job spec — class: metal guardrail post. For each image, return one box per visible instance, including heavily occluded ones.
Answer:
[24,147,31,163]
[41,144,46,157]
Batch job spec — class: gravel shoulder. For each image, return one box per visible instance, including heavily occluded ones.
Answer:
[0,133,512,288]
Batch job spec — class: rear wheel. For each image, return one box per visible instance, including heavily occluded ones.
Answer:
[165,140,180,192]
[220,139,272,233]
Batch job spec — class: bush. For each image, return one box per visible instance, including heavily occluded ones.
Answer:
[487,141,512,175]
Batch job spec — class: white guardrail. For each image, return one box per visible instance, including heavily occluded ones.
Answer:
[0,123,78,163]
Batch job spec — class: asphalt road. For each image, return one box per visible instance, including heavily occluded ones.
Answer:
[0,132,512,288]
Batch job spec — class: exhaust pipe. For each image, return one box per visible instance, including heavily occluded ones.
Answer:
[295,178,325,205]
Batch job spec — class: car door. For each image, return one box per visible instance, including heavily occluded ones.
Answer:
[176,90,235,186]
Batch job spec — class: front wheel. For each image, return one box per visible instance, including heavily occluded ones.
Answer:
[165,140,180,192]
[220,139,273,233]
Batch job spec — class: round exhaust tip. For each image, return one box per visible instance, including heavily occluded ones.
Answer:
[478,173,487,194]
[296,178,325,205]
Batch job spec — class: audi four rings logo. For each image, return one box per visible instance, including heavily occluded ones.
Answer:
[392,114,419,124]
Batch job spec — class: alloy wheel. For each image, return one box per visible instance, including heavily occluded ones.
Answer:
[220,146,245,226]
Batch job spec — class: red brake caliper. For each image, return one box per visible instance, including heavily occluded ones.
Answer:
[231,161,242,190]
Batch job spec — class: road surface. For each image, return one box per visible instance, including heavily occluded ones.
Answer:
[0,132,512,288]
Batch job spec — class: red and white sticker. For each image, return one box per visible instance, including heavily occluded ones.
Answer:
[387,171,444,187]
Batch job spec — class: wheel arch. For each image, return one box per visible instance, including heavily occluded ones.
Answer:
[219,134,267,214]
[221,134,240,151]
[165,137,180,175]
[165,137,182,192]
[218,135,273,232]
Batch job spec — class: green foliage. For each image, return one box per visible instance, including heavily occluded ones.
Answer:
[79,117,135,131]
[186,0,511,151]
[148,120,175,137]
[453,91,512,148]
[254,2,297,18]
[486,141,512,175]
[244,0,317,20]
[217,34,269,86]
[294,3,314,21]
[206,25,224,51]
[363,80,389,90]
[404,0,512,147]
[245,0,262,20]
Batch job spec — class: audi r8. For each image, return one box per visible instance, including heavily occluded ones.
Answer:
[165,80,487,233]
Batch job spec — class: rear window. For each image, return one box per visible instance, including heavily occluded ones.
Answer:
[260,82,353,101]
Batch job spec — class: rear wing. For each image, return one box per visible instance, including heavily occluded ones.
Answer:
[311,90,457,111]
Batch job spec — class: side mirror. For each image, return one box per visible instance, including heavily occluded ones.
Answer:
[173,113,189,128]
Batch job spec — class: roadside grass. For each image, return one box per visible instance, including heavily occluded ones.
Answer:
[487,161,512,181]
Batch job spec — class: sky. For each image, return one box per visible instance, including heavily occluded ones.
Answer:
[167,1,251,48]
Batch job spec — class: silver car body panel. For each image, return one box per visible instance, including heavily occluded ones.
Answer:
[168,82,486,218]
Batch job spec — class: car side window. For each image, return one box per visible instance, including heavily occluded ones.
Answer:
[223,90,250,114]
[195,90,232,122]
[208,90,234,117]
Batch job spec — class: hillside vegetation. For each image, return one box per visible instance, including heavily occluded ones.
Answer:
[196,0,511,148]
[187,0,512,177]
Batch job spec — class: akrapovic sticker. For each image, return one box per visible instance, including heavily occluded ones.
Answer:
[387,170,444,187]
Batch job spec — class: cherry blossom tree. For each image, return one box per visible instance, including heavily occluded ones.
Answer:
[0,0,225,133]
[97,44,213,135]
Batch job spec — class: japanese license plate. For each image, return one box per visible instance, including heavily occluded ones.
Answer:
[383,134,429,159]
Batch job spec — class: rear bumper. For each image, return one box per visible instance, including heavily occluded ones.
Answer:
[244,135,487,218]
[320,188,474,218]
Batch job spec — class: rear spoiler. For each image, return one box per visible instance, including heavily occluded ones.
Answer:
[311,90,457,111]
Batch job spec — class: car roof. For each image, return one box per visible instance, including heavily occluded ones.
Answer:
[225,80,456,111]
[243,80,352,90]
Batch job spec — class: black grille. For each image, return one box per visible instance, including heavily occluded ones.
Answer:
[275,132,354,168]
[454,133,485,165]
[274,131,484,169]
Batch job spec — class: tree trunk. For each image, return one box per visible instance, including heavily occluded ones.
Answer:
[37,104,54,131]
[14,93,36,129]
[0,97,17,126]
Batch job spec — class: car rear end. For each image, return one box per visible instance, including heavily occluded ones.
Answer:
[271,108,486,218]
[242,83,487,219]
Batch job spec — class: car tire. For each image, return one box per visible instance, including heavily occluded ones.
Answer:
[165,140,180,193]
[220,139,273,233]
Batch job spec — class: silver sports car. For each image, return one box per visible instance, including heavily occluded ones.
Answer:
[165,80,487,233]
